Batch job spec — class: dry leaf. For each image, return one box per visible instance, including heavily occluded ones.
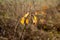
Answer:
[33,16,37,24]
[25,18,29,24]
[20,17,25,25]
[24,12,29,18]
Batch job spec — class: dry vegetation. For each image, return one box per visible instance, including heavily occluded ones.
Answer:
[0,0,60,40]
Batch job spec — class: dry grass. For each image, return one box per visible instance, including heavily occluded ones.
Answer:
[0,0,60,40]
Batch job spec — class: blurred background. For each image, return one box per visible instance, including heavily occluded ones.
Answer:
[0,0,60,40]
